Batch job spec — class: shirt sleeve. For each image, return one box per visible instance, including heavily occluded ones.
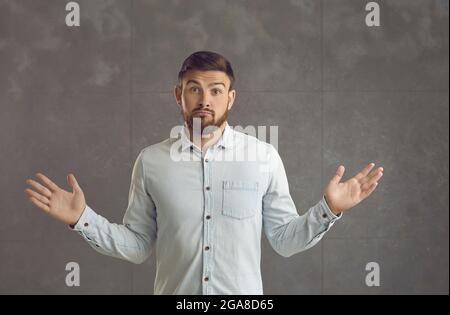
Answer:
[262,145,342,257]
[69,149,157,264]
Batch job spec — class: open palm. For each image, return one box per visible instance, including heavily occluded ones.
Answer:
[25,173,86,225]
[324,163,384,214]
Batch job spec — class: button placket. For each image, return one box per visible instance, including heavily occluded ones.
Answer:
[202,151,213,294]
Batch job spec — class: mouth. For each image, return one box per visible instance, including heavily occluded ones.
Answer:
[193,110,213,117]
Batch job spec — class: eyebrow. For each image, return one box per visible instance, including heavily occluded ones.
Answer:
[186,80,226,88]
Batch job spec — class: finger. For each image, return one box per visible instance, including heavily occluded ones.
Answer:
[24,188,50,205]
[25,179,52,198]
[362,171,383,190]
[28,196,50,213]
[361,182,378,199]
[36,173,60,192]
[330,165,345,185]
[361,167,384,185]
[67,174,81,192]
[355,162,376,180]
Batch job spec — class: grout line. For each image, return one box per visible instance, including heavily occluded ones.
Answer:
[2,89,447,96]
[129,0,134,296]
[131,89,450,94]
[320,0,325,296]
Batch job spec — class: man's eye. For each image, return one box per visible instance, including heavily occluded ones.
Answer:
[212,89,223,95]
[191,87,200,93]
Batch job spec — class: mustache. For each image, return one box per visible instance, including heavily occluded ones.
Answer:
[192,108,214,114]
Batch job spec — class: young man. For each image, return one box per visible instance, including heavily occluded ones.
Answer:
[25,51,384,294]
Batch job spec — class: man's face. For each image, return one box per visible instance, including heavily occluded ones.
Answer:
[175,70,236,135]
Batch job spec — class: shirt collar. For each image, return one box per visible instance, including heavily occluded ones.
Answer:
[180,122,234,152]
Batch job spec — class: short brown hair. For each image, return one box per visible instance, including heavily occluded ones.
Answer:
[177,51,235,90]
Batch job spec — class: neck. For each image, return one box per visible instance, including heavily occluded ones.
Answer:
[187,121,227,151]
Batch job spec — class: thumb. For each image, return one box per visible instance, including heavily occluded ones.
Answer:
[330,165,345,185]
[67,173,81,192]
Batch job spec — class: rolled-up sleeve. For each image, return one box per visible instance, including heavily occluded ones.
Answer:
[70,149,157,264]
[262,145,341,258]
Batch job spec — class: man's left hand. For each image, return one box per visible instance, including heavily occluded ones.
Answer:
[324,162,384,215]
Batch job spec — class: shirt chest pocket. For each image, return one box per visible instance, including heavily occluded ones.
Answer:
[222,180,259,220]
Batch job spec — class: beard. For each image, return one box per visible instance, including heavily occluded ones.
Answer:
[184,106,229,137]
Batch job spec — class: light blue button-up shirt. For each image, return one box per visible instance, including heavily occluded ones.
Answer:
[71,122,341,294]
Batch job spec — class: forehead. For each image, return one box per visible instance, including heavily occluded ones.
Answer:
[182,70,230,87]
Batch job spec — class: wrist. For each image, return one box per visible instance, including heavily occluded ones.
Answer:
[69,203,86,228]
[324,195,341,215]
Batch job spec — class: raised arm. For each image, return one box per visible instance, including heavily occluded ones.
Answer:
[25,150,157,264]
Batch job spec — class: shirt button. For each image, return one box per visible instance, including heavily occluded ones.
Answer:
[322,213,328,219]
[84,222,89,227]
[206,215,211,220]
[205,186,211,191]
[205,246,210,251]
[205,158,209,163]
[204,277,209,282]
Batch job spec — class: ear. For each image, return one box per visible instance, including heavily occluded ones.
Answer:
[227,89,236,111]
[174,85,182,108]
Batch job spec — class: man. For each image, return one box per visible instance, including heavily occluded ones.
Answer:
[25,51,384,294]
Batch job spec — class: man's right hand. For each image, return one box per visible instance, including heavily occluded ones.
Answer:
[25,173,86,226]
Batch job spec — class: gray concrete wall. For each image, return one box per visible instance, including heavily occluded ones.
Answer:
[0,0,448,294]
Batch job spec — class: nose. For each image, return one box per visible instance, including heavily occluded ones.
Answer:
[200,93,212,108]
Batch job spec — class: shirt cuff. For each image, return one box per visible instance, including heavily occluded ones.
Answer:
[68,205,97,234]
[318,195,342,223]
